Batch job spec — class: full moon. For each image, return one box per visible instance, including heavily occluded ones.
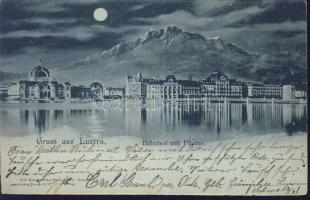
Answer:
[93,8,108,22]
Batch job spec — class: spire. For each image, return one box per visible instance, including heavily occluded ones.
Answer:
[136,72,142,80]
[38,59,43,67]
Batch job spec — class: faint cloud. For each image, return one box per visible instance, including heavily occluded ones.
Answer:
[16,17,79,26]
[193,0,234,16]
[23,0,109,13]
[217,6,265,27]
[252,20,306,32]
[128,3,150,11]
[131,6,265,31]
[132,10,211,30]
[0,25,97,41]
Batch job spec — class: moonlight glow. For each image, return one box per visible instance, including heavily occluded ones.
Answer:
[93,8,108,22]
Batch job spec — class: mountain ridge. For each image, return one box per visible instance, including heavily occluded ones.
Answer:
[71,26,255,68]
[50,26,306,86]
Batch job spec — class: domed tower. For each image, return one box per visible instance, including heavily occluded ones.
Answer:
[90,82,104,96]
[165,75,177,83]
[207,71,228,83]
[29,63,51,82]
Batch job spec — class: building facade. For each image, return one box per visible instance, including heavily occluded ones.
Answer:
[126,72,145,98]
[246,83,265,98]
[201,71,243,98]
[19,65,71,100]
[125,71,299,100]
[71,85,91,99]
[0,86,8,99]
[15,67,301,102]
[7,83,19,98]
[162,75,181,100]
[283,85,295,100]
[246,83,282,99]
[295,90,307,99]
[178,80,201,98]
[230,80,243,98]
[206,71,230,97]
[145,80,163,99]
[104,87,125,98]
[264,84,282,98]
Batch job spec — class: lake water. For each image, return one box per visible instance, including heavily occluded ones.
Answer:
[0,101,307,141]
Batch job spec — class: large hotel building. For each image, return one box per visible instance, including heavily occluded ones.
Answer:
[126,71,305,100]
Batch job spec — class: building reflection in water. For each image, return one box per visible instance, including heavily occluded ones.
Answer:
[54,110,63,121]
[33,110,50,134]
[19,110,29,125]
[7,102,307,137]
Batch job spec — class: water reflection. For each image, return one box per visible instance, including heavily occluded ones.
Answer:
[54,110,63,121]
[0,102,307,139]
[33,110,50,133]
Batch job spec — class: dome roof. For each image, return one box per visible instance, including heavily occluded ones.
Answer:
[165,75,177,82]
[64,81,71,86]
[90,82,103,90]
[30,65,50,78]
[207,71,228,82]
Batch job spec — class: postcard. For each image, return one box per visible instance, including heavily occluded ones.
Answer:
[0,0,307,196]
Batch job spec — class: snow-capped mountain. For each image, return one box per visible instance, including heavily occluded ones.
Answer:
[56,26,306,86]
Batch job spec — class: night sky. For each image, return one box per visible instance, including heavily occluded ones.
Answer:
[0,0,306,73]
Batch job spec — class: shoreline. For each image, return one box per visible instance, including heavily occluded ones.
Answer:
[0,97,307,105]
